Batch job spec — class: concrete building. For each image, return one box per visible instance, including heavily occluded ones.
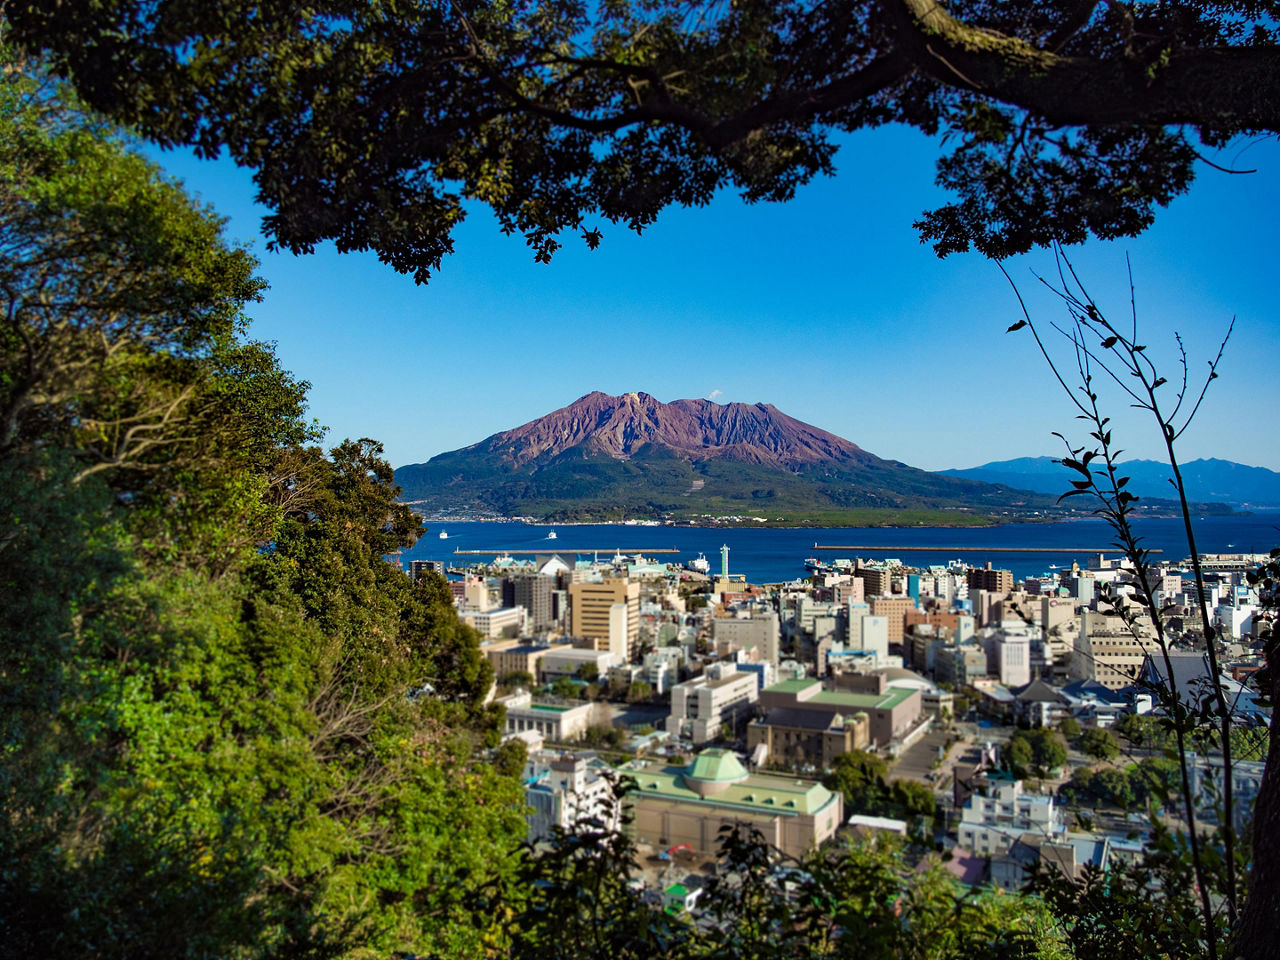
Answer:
[1071,610,1157,690]
[570,578,641,660]
[936,644,989,688]
[957,778,1065,858]
[712,610,781,666]
[525,752,620,842]
[668,662,760,744]
[540,646,618,682]
[503,573,555,632]
[409,560,445,580]
[868,596,916,647]
[460,605,527,638]
[746,706,870,769]
[500,691,594,742]
[967,563,1014,595]
[485,640,550,682]
[624,749,844,859]
[758,675,921,749]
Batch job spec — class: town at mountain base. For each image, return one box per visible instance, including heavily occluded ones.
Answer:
[394,392,1229,525]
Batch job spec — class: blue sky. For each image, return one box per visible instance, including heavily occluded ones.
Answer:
[150,124,1280,472]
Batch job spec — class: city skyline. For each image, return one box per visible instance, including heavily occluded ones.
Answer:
[149,124,1280,472]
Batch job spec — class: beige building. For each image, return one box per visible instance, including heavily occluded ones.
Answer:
[625,749,843,859]
[758,675,920,749]
[570,578,640,660]
[747,707,870,769]
[500,691,594,742]
[668,663,760,744]
[868,595,916,647]
[1071,610,1157,690]
[485,640,550,681]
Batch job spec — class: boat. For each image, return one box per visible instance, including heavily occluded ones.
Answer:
[687,552,710,574]
[547,530,558,540]
[438,530,449,540]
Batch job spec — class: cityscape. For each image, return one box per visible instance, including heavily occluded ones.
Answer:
[4,2,1279,959]
[426,540,1268,895]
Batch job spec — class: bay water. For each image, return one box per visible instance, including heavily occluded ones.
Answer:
[400,514,1280,583]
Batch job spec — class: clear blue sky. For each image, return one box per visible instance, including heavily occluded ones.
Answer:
[149,125,1280,472]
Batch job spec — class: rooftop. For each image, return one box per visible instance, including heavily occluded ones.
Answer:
[623,754,837,817]
[765,677,915,711]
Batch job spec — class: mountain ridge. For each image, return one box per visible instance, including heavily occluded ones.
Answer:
[941,456,1280,508]
[394,392,1055,523]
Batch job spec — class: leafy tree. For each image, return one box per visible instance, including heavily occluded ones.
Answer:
[625,680,653,703]
[500,670,536,689]
[0,55,526,959]
[888,778,937,820]
[824,749,890,814]
[1080,727,1121,762]
[1005,728,1067,779]
[8,1,1278,280]
[575,662,600,682]
[549,676,579,700]
[1059,716,1081,740]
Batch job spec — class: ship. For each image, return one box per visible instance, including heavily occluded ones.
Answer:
[687,552,710,574]
[547,530,558,540]
[438,530,449,540]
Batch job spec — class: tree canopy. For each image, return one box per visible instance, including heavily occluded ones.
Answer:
[6,0,1276,281]
[0,51,524,958]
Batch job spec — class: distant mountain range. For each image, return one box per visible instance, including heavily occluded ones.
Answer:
[941,457,1280,508]
[394,392,1061,524]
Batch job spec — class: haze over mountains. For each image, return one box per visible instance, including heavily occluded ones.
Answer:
[942,457,1280,509]
[394,392,1052,523]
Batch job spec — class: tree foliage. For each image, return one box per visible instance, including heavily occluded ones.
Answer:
[1004,728,1068,779]
[0,53,524,959]
[6,1,1277,281]
[1080,727,1120,761]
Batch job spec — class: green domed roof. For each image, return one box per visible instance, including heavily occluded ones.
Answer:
[685,749,749,783]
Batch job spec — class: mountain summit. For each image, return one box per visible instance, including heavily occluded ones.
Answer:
[463,390,868,469]
[395,392,1049,523]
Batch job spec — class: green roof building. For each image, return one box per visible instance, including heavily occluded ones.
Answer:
[623,749,843,859]
[758,674,921,749]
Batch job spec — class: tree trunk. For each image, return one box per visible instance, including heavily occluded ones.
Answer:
[1232,656,1280,960]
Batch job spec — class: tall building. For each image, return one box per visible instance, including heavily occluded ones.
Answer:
[409,560,445,581]
[503,573,554,631]
[570,578,641,660]
[967,562,1014,595]
[868,595,915,647]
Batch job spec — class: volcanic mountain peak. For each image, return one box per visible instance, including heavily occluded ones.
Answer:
[478,391,866,468]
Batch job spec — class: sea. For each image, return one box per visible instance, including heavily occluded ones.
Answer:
[399,514,1280,583]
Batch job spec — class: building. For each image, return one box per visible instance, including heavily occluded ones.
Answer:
[746,707,870,769]
[570,578,641,660]
[868,596,916,647]
[668,663,760,744]
[503,573,555,632]
[500,691,594,742]
[485,641,551,682]
[967,562,1014,595]
[540,646,617,682]
[525,752,620,842]
[936,644,989,688]
[957,777,1065,858]
[409,559,445,580]
[712,611,781,666]
[624,749,844,859]
[460,605,527,638]
[1071,610,1158,690]
[758,675,920,749]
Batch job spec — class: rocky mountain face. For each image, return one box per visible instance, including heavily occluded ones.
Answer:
[394,392,1052,522]
[464,391,870,468]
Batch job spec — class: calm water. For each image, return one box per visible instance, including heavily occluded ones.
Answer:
[400,514,1280,582]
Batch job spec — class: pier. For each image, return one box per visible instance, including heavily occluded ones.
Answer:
[452,547,681,555]
[811,544,1162,554]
